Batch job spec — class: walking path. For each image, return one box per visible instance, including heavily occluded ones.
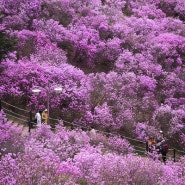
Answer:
[1,100,185,161]
[8,119,29,136]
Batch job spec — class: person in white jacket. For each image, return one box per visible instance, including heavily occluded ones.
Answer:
[35,110,42,127]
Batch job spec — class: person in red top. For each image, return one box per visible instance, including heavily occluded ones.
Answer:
[146,136,156,153]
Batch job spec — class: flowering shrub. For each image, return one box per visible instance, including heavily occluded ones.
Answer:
[0,111,24,156]
[1,0,185,183]
[1,0,185,169]
[153,105,185,136]
[107,136,134,154]
[180,133,185,150]
[0,115,184,184]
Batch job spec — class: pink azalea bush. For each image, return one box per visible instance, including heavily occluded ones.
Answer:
[0,0,185,183]
[1,0,185,141]
[0,111,185,184]
[0,111,24,156]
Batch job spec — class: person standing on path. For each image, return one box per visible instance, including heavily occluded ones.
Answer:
[156,135,168,163]
[35,110,42,127]
[146,136,156,153]
[42,109,48,124]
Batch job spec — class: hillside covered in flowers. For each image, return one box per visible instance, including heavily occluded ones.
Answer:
[0,0,185,183]
[0,111,185,184]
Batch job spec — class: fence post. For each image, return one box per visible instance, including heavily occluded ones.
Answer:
[0,99,2,111]
[173,149,176,162]
[29,110,32,132]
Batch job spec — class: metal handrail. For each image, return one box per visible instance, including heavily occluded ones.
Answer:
[1,100,30,113]
[1,100,185,155]
[3,107,29,119]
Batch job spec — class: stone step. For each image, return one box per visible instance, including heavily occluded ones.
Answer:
[7,119,30,136]
[12,122,19,127]
[21,126,29,136]
[7,119,15,125]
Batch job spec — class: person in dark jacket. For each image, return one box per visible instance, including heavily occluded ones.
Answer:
[156,135,168,163]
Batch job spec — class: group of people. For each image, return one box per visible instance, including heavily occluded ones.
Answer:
[146,131,169,163]
[35,113,169,162]
[35,109,48,127]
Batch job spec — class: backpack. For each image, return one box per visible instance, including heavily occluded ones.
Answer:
[161,143,169,153]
